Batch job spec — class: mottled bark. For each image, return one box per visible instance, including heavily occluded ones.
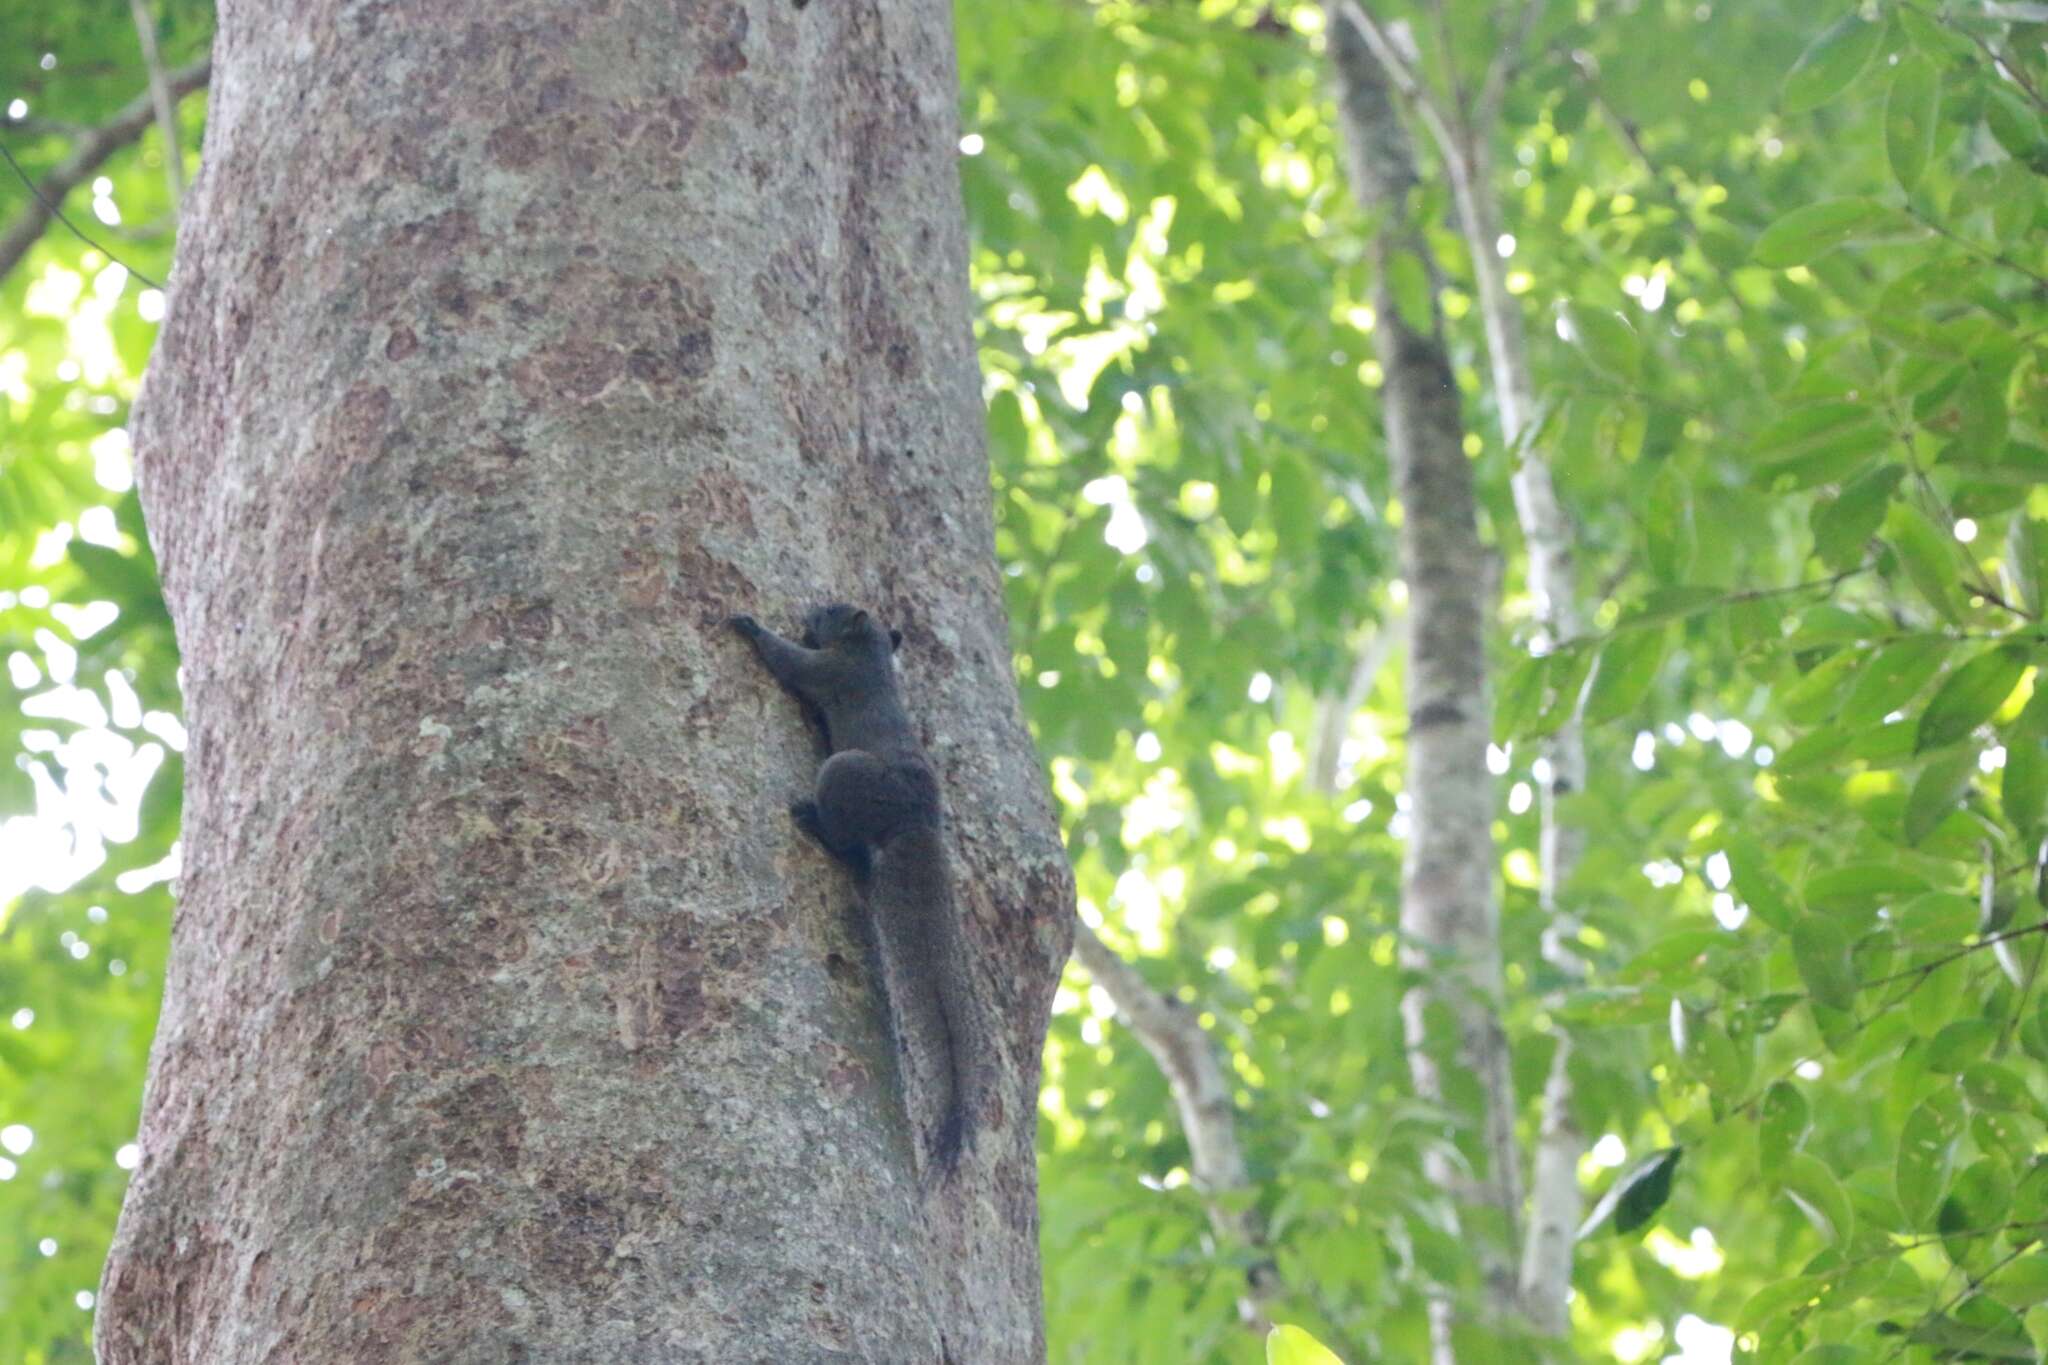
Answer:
[96,3,1073,1362]
[1422,34,1587,1338]
[1068,924,1279,1332]
[1326,11,1521,1361]
[1336,0,1589,1334]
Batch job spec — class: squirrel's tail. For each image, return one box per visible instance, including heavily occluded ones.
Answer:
[871,823,978,1180]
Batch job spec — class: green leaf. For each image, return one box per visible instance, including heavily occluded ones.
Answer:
[1842,635,1947,729]
[1904,747,1978,845]
[1579,1147,1682,1238]
[1885,56,1940,192]
[1268,454,1320,548]
[2011,516,2047,619]
[1739,1275,1830,1332]
[1645,464,1695,583]
[1927,1020,1998,1072]
[1898,892,1982,943]
[1811,463,1903,570]
[1985,86,2048,166]
[1562,304,1640,384]
[1753,198,1894,267]
[1783,13,1886,114]
[1583,626,1668,725]
[1787,1349,1858,1365]
[1495,650,1547,741]
[2005,735,2046,841]
[1898,1101,1959,1226]
[1918,645,2030,752]
[1724,838,1800,933]
[1267,1325,1344,1365]
[1806,862,1931,912]
[1944,1157,2016,1254]
[1963,1062,2033,1112]
[1886,1311,2034,1361]
[1760,1082,1810,1168]
[1992,1256,2048,1310]
[1783,1152,1855,1241]
[1886,502,1964,624]
[1793,914,1858,1011]
[1754,404,1892,494]
[1618,586,1727,629]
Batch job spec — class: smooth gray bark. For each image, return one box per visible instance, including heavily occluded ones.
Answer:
[1326,11,1521,1361]
[96,3,1073,1361]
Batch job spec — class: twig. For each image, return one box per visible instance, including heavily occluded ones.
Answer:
[1905,203,2048,293]
[1426,0,1468,120]
[0,56,210,288]
[1477,0,1545,124]
[128,0,186,209]
[1903,0,2048,113]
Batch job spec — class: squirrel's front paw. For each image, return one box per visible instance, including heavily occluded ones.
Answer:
[789,800,825,841]
[728,613,762,637]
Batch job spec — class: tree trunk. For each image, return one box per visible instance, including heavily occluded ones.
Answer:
[1326,11,1521,1360]
[96,3,1074,1361]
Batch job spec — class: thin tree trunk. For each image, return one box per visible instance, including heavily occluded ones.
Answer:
[1454,129,1586,1340]
[1334,1,1591,1332]
[96,3,1073,1361]
[1325,11,1521,1360]
[1439,81,1588,1351]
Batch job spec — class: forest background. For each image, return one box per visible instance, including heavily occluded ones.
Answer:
[1,0,2046,1361]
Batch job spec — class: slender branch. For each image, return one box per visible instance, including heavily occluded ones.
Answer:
[1903,0,2048,113]
[1426,0,1469,121]
[1863,919,2048,991]
[1068,921,1283,1333]
[128,0,187,209]
[3,117,89,139]
[1476,0,1545,124]
[1882,1236,2046,1364]
[1308,612,1404,795]
[1904,203,2048,292]
[0,56,210,287]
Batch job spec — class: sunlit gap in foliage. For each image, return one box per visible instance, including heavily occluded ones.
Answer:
[1,421,177,922]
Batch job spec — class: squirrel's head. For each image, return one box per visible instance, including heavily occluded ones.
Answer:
[803,603,903,656]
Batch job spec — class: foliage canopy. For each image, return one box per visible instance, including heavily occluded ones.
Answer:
[2,0,2045,1361]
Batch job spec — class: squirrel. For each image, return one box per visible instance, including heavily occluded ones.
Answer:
[729,604,977,1175]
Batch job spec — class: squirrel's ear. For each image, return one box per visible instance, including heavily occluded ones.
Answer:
[849,608,870,629]
[890,629,904,651]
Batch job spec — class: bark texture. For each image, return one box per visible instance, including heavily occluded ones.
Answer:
[1384,10,1586,1326]
[1326,11,1520,1360]
[96,3,1073,1361]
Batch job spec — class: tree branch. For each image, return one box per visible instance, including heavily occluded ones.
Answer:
[0,56,210,286]
[1068,921,1283,1333]
[1477,0,1546,125]
[128,0,188,209]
